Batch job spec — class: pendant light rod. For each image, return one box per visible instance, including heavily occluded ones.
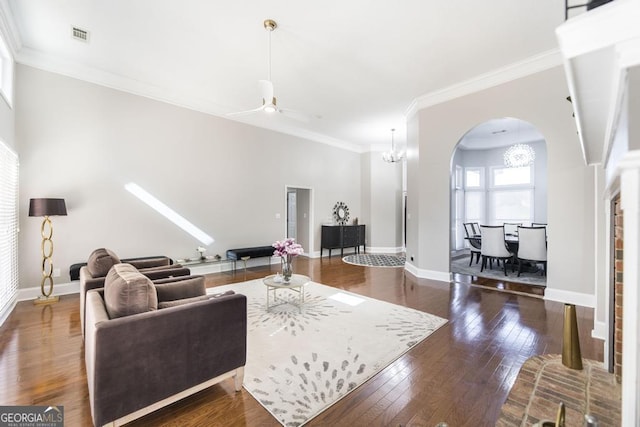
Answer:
[391,128,396,151]
[264,19,277,81]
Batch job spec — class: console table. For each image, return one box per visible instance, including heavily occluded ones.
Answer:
[174,257,235,275]
[320,224,366,258]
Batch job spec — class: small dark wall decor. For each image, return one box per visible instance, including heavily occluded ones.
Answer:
[332,202,350,225]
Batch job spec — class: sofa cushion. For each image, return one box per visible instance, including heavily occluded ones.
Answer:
[87,248,121,277]
[104,263,157,319]
[155,276,206,303]
[157,290,236,309]
[158,295,210,309]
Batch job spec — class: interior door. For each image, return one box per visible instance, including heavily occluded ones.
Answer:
[287,190,297,239]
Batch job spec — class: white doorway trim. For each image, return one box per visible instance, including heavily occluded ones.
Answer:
[284,185,314,256]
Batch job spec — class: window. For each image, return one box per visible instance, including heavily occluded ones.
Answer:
[0,140,18,323]
[489,166,534,225]
[465,191,485,225]
[464,167,484,227]
[490,190,533,223]
[0,30,14,107]
[491,166,532,187]
[453,166,464,250]
[465,167,483,189]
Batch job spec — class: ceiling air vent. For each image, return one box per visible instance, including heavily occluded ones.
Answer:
[71,26,89,42]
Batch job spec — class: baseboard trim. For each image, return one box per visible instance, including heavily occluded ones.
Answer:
[18,281,80,302]
[404,262,452,283]
[0,297,17,328]
[312,248,362,259]
[592,320,607,340]
[367,246,405,254]
[543,288,595,308]
[16,257,286,300]
[310,247,404,258]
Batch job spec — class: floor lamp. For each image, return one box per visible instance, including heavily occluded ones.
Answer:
[29,198,67,304]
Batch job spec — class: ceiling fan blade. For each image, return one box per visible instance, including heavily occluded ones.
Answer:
[226,106,264,117]
[259,79,274,104]
[278,108,310,123]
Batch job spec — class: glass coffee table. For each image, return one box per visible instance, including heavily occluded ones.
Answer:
[262,274,311,311]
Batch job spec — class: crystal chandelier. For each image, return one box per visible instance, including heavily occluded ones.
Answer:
[382,128,404,163]
[504,143,535,168]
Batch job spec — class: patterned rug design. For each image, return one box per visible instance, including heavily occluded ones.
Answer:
[451,255,547,287]
[342,253,406,268]
[210,280,446,426]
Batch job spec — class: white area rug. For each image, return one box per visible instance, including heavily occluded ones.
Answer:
[210,280,447,426]
[451,255,547,286]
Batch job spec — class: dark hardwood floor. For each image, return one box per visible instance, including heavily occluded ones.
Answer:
[0,256,602,426]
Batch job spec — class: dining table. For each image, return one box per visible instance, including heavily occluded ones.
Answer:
[466,233,522,252]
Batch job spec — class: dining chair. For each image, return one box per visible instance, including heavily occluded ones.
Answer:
[480,225,514,276]
[472,222,481,236]
[503,222,522,237]
[463,223,481,266]
[531,222,547,227]
[516,226,547,276]
[463,222,476,237]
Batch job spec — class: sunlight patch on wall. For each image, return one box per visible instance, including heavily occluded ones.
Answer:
[125,182,214,245]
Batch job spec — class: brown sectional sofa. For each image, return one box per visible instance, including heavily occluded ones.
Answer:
[84,263,247,426]
[80,248,191,337]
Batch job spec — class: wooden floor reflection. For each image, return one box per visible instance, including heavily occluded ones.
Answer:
[452,272,547,298]
[0,256,602,426]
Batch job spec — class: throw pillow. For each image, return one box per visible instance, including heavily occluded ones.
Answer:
[104,263,158,319]
[87,248,121,277]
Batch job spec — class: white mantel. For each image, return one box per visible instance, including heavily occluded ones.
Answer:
[556,0,640,166]
[557,1,640,425]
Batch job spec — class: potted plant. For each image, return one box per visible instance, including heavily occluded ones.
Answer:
[272,238,304,282]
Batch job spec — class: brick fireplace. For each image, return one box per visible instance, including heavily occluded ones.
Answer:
[613,196,623,384]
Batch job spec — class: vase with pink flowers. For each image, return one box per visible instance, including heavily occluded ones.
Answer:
[272,238,304,283]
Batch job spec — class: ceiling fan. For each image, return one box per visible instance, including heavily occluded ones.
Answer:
[227,19,308,122]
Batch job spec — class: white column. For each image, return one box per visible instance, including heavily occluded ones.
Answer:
[619,150,640,426]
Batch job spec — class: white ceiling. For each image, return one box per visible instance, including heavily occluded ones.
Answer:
[3,0,566,150]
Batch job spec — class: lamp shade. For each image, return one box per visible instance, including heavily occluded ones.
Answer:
[28,198,67,217]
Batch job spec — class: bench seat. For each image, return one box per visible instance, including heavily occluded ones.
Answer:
[226,246,275,271]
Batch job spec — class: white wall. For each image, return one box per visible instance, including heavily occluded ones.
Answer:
[405,117,420,265]
[364,153,403,251]
[15,64,363,287]
[407,66,598,302]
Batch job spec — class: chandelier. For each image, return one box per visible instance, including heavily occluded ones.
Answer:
[382,128,404,163]
[504,143,535,168]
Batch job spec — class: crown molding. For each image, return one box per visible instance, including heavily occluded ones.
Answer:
[405,49,562,118]
[15,47,364,153]
[0,0,22,55]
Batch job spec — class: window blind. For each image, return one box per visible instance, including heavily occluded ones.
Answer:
[0,140,18,320]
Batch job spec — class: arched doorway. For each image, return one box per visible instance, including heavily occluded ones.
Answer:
[449,117,548,287]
